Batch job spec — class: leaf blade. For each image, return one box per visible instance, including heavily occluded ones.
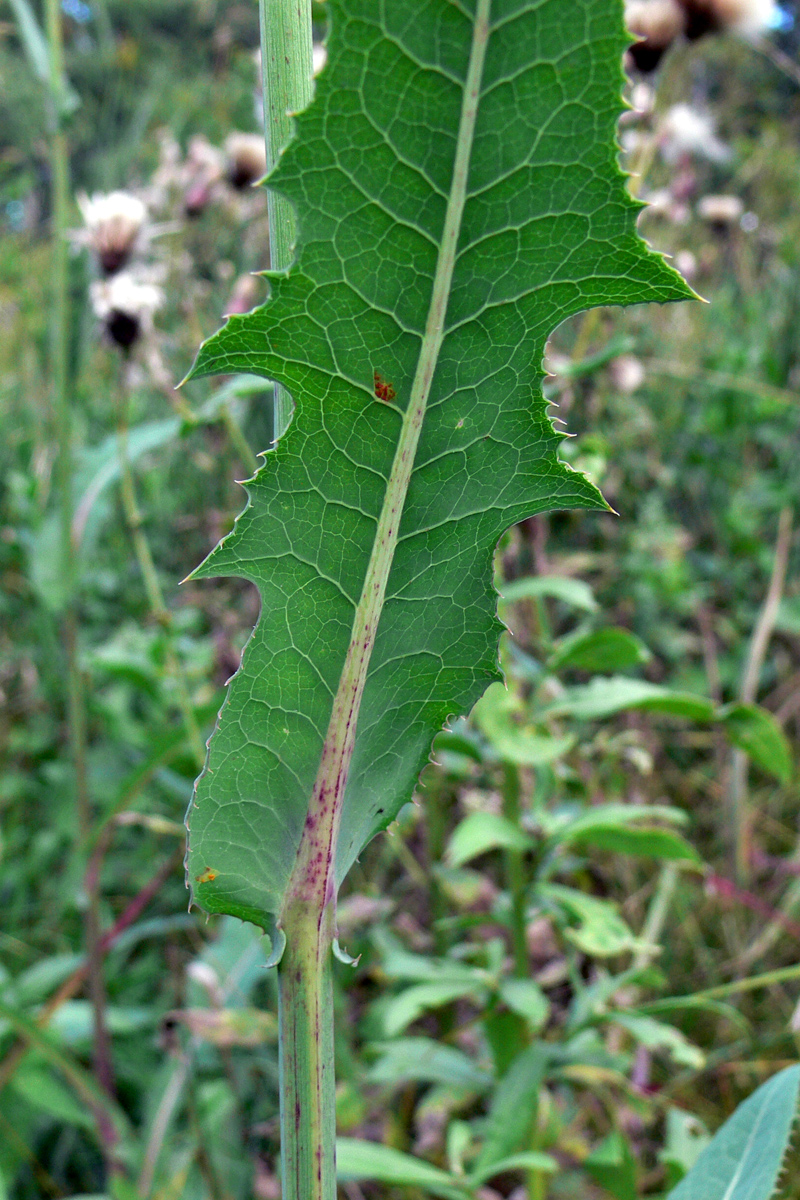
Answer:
[186,0,691,928]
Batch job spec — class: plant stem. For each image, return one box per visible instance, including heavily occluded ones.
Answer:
[731,506,792,881]
[258,0,313,440]
[278,901,337,1200]
[115,387,206,770]
[502,763,530,978]
[43,0,119,1162]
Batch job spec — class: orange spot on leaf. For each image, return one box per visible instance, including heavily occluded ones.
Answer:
[196,868,218,883]
[373,371,396,403]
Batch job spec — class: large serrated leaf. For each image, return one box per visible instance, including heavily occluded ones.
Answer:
[667,1064,800,1200]
[185,0,690,932]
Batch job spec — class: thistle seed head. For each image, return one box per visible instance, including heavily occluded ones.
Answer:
[224,132,267,191]
[77,190,148,275]
[90,271,164,352]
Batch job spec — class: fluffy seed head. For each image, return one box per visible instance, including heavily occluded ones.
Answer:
[78,190,147,275]
[679,0,779,38]
[90,271,163,351]
[224,132,267,190]
[625,0,686,70]
[658,103,731,163]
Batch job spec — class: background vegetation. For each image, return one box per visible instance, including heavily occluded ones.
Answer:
[1,0,800,1196]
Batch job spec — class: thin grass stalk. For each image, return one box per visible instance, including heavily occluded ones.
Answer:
[43,0,120,1163]
[731,506,792,881]
[115,383,207,769]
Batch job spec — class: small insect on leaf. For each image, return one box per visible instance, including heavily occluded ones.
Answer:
[195,868,218,884]
[373,371,396,403]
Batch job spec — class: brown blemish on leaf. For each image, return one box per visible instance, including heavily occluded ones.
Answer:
[195,867,218,883]
[373,371,396,403]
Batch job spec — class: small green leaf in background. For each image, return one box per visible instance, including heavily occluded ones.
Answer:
[584,1129,638,1200]
[446,811,533,868]
[719,703,793,784]
[659,1108,711,1189]
[473,682,575,766]
[667,1064,800,1200]
[498,979,550,1032]
[469,1150,558,1186]
[545,677,716,722]
[368,1037,493,1092]
[336,1139,467,1200]
[610,1012,705,1069]
[473,1042,549,1175]
[568,824,700,863]
[382,980,487,1037]
[548,627,651,674]
[540,884,643,958]
[498,576,598,613]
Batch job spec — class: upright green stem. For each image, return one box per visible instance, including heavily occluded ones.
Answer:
[278,902,337,1200]
[502,763,530,978]
[115,389,206,770]
[259,0,313,439]
[44,0,119,1161]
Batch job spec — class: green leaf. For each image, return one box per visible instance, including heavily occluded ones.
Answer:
[584,1130,638,1200]
[548,627,651,674]
[719,703,793,785]
[382,980,487,1037]
[540,884,643,958]
[546,802,699,862]
[660,1108,711,1189]
[446,811,533,868]
[368,1038,494,1091]
[545,677,716,723]
[609,1012,705,1069]
[473,682,576,766]
[474,1042,550,1173]
[498,979,550,1031]
[498,575,598,612]
[470,1151,558,1185]
[567,825,700,863]
[11,1064,96,1129]
[185,0,689,931]
[667,1064,800,1200]
[336,1139,467,1200]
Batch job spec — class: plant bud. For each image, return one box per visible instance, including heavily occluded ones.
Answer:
[625,0,686,71]
[77,190,147,275]
[224,132,268,190]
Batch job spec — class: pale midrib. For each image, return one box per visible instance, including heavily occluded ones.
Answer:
[281,0,491,919]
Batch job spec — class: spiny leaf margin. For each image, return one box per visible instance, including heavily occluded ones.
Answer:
[185,0,692,933]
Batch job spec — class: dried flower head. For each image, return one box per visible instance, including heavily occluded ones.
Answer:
[90,271,163,351]
[77,190,147,275]
[224,132,268,191]
[625,0,686,71]
[679,0,778,37]
[697,193,745,228]
[658,103,730,164]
